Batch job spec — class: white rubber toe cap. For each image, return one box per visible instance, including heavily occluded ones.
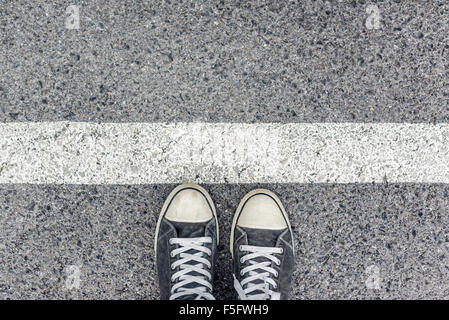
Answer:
[165,187,213,223]
[237,193,287,230]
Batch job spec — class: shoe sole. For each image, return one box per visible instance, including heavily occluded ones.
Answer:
[229,188,294,259]
[154,183,219,259]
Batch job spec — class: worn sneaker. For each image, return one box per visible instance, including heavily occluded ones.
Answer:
[154,184,218,300]
[230,189,295,300]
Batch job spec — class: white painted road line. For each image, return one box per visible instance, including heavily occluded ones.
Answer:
[0,122,448,184]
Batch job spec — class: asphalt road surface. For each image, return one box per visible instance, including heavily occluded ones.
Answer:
[1,0,449,299]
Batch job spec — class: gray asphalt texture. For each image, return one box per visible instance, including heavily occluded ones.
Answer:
[1,0,448,122]
[1,184,449,299]
[1,0,449,300]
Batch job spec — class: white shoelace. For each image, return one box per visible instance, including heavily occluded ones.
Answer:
[169,237,215,300]
[233,245,283,300]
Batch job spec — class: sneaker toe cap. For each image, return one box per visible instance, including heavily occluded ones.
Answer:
[165,188,213,223]
[237,193,287,230]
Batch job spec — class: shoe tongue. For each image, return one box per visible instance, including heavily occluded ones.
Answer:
[239,227,285,299]
[168,220,212,299]
[241,227,284,247]
[170,220,209,238]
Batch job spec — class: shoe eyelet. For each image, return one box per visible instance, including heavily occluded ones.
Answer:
[274,271,278,277]
[170,252,175,258]
[279,248,284,254]
[276,259,281,266]
[239,245,243,251]
[171,265,175,270]
[240,257,244,263]
[169,239,174,245]
[240,271,244,276]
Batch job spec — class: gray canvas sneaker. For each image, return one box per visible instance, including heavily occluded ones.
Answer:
[155,184,218,300]
[230,189,295,300]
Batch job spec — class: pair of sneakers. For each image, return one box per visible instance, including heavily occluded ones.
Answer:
[154,184,295,300]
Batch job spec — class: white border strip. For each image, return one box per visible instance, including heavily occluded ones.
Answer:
[1,122,448,184]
